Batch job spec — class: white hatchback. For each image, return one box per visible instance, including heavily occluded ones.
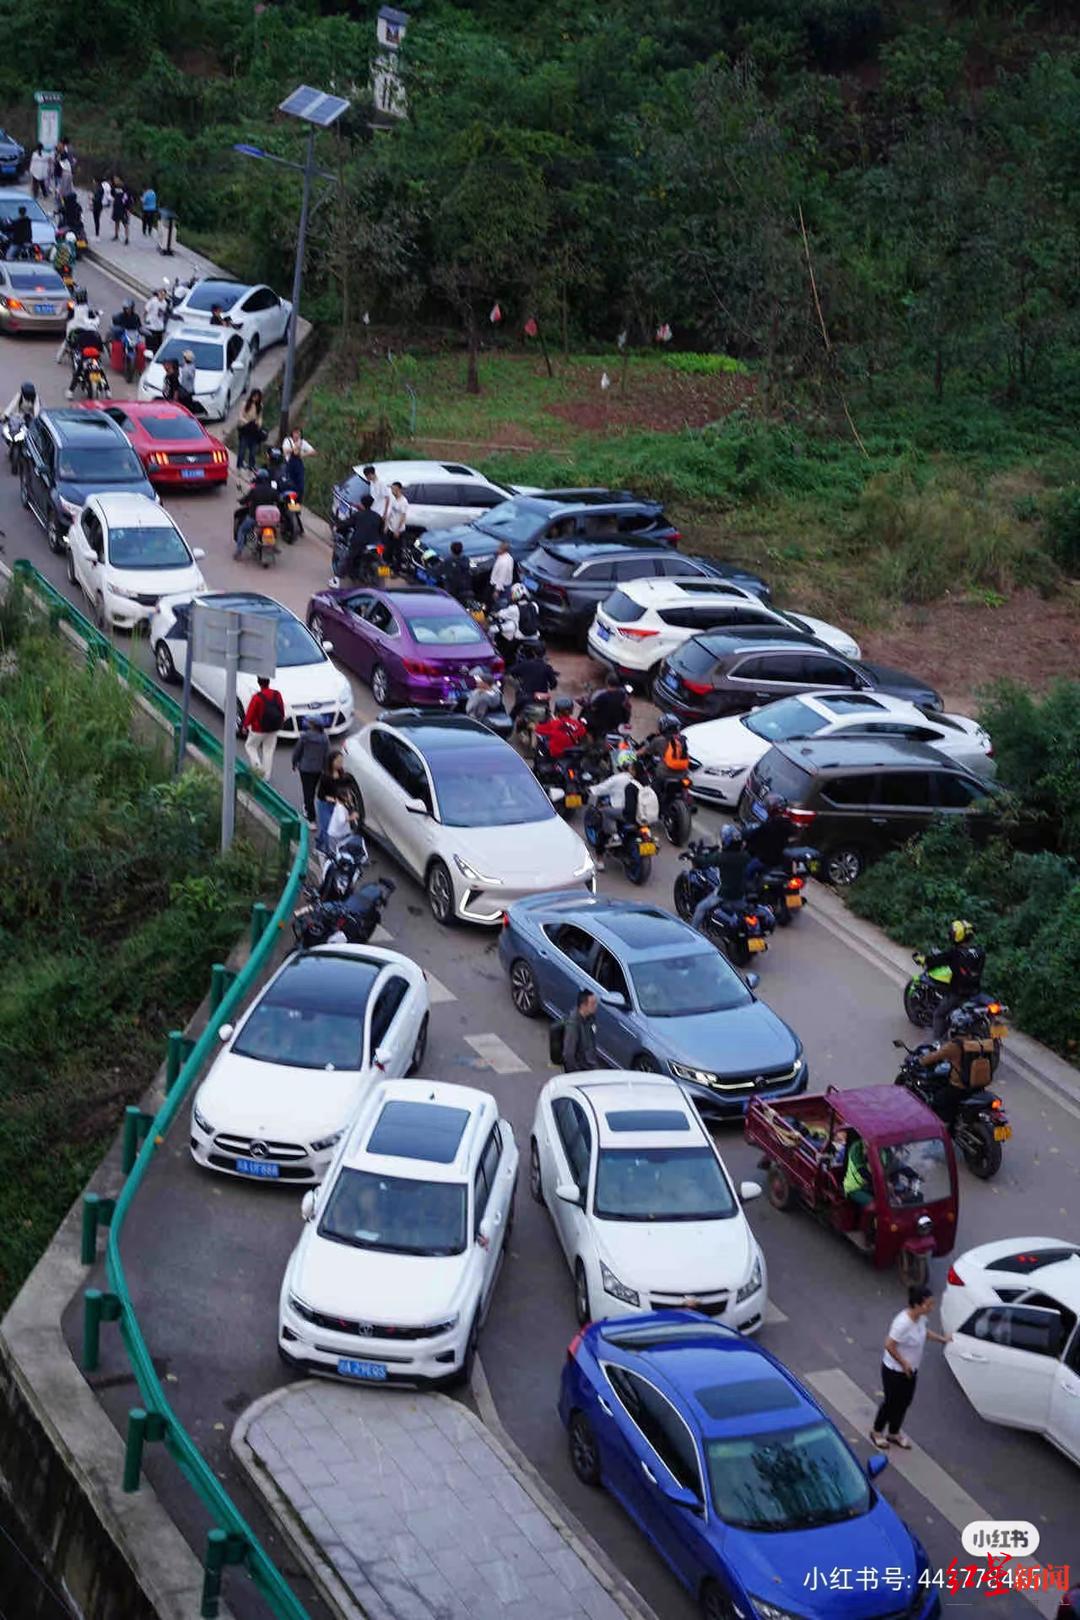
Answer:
[588,576,860,682]
[65,492,205,631]
[190,945,430,1185]
[686,691,995,808]
[529,1072,766,1331]
[139,328,253,422]
[942,1236,1080,1466]
[278,1079,518,1386]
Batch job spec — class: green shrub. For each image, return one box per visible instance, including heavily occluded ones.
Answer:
[664,353,749,376]
[1043,485,1080,574]
[977,679,1080,859]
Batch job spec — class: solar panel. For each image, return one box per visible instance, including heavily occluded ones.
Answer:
[279,85,350,127]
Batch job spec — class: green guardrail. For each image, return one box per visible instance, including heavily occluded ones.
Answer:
[14,563,313,1620]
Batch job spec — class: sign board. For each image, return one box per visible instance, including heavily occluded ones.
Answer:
[190,603,277,676]
[34,91,63,154]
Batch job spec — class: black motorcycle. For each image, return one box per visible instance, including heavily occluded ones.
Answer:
[903,959,1008,1070]
[292,877,395,950]
[331,523,388,586]
[893,1040,1010,1179]
[582,805,656,885]
[745,843,819,927]
[309,833,369,905]
[643,755,696,846]
[674,845,774,966]
[532,739,599,821]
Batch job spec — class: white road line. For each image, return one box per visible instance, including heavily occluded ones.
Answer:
[763,1301,788,1326]
[806,1368,1052,1615]
[369,923,393,944]
[424,971,456,1004]
[465,1033,531,1075]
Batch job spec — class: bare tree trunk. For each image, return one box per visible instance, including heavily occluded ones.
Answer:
[536,321,555,379]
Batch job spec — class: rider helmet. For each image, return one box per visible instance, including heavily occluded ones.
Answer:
[950,919,975,944]
[19,381,35,402]
[946,1007,978,1039]
[720,823,744,850]
[763,792,789,818]
[554,695,574,716]
[657,713,681,737]
[253,467,271,485]
[510,582,528,603]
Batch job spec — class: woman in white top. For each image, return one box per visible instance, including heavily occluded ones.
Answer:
[871,1286,952,1450]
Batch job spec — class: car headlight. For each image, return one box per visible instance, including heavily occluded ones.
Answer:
[288,1292,317,1323]
[453,854,498,885]
[572,854,596,878]
[107,584,147,602]
[750,1599,806,1620]
[192,1102,214,1134]
[309,1129,343,1153]
[792,1055,805,1075]
[736,1254,763,1304]
[600,1261,640,1308]
[671,1061,720,1086]
[425,1313,459,1334]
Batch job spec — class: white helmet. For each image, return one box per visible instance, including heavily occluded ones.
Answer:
[510,582,528,603]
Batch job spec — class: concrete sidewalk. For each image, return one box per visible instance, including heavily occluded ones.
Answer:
[234,1383,654,1620]
[77,189,219,298]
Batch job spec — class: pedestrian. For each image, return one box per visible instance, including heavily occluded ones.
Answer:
[562,988,599,1072]
[281,421,315,502]
[161,357,181,403]
[870,1286,952,1451]
[291,717,330,825]
[56,158,74,204]
[489,538,515,601]
[237,389,264,474]
[111,181,130,245]
[321,748,363,819]
[29,144,51,201]
[383,479,409,574]
[362,463,388,525]
[241,675,285,778]
[140,181,158,236]
[178,349,196,407]
[142,286,167,355]
[91,177,106,237]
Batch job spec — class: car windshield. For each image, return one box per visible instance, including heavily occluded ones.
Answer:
[275,615,325,667]
[8,270,65,293]
[405,611,485,646]
[157,338,226,369]
[745,698,830,742]
[186,283,243,311]
[593,1146,737,1222]
[107,525,191,570]
[879,1137,951,1209]
[230,1001,367,1069]
[57,447,144,482]
[475,502,545,543]
[433,753,554,827]
[629,951,750,1017]
[318,1167,467,1256]
[0,198,47,224]
[706,1421,871,1531]
[137,413,207,443]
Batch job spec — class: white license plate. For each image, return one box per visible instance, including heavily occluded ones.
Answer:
[595,624,611,641]
[338,1358,387,1381]
[181,468,204,480]
[235,1157,279,1178]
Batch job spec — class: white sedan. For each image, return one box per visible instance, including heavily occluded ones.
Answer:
[166,277,292,356]
[65,492,205,631]
[139,328,253,422]
[686,691,995,808]
[191,945,430,1185]
[150,590,354,738]
[530,1072,766,1330]
[942,1236,1080,1465]
[344,713,595,926]
[278,1078,518,1386]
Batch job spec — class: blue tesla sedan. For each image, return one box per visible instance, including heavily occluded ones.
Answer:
[498,894,806,1118]
[560,1312,939,1620]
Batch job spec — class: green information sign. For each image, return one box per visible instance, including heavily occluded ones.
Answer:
[34,90,63,154]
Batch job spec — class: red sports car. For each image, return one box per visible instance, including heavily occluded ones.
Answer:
[80,400,228,489]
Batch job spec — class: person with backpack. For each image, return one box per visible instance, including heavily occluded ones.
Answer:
[241,675,285,778]
[642,712,691,778]
[291,716,330,825]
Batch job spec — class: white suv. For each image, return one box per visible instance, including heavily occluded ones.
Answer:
[342,460,535,536]
[278,1079,518,1386]
[587,577,860,683]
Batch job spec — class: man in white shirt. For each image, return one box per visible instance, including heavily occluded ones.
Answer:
[142,288,167,354]
[383,480,409,574]
[362,464,389,525]
[488,539,515,601]
[871,1286,951,1450]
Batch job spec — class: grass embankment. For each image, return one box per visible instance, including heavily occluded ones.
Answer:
[0,588,272,1310]
[302,348,1080,637]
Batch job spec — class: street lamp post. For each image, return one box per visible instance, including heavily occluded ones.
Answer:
[277,128,315,448]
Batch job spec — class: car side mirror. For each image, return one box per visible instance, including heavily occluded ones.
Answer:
[661,1480,700,1510]
[555,1181,582,1206]
[867,1453,888,1480]
[321,639,334,653]
[300,1190,317,1222]
[744,972,760,991]
[217,1023,234,1042]
[739,1180,762,1202]
[192,547,206,560]
[599,989,626,1009]
[405,797,428,816]
[373,1044,391,1072]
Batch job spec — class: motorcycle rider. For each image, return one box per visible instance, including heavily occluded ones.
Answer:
[583,670,632,740]
[743,792,798,877]
[441,539,473,603]
[641,712,691,782]
[509,639,559,720]
[110,297,141,343]
[491,582,539,661]
[535,694,588,760]
[588,753,657,871]
[2,379,40,424]
[921,919,987,1039]
[338,494,383,583]
[58,287,102,374]
[5,205,33,258]
[914,1005,995,1128]
[142,286,167,354]
[465,667,503,723]
[233,467,273,559]
[690,824,755,936]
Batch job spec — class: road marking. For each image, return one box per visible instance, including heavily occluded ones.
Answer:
[763,1301,788,1326]
[424,971,456,1004]
[805,1368,1051,1614]
[369,923,393,944]
[465,1033,531,1074]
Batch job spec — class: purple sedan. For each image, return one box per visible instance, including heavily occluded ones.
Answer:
[306,585,505,709]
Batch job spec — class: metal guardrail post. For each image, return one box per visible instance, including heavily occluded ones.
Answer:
[209,963,235,1012]
[201,1528,247,1619]
[250,901,271,948]
[82,1288,121,1372]
[121,1106,154,1174]
[166,1030,196,1092]
[80,1192,115,1264]
[123,1407,169,1492]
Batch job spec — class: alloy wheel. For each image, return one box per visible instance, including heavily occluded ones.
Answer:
[154,641,177,683]
[529,1138,543,1203]
[825,846,863,886]
[574,1260,591,1326]
[409,1013,429,1076]
[426,861,454,925]
[371,664,391,706]
[568,1412,601,1486]
[510,959,540,1017]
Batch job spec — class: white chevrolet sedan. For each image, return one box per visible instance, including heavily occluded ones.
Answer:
[139,328,252,422]
[278,1079,518,1386]
[344,713,595,926]
[190,945,430,1185]
[942,1236,1080,1466]
[65,492,205,631]
[529,1072,766,1330]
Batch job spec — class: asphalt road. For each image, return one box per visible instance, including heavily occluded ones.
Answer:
[3,255,1077,1620]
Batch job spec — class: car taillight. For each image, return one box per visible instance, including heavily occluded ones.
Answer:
[668,530,682,545]
[212,448,228,465]
[491,655,505,674]
[545,584,568,601]
[682,678,712,696]
[946,1265,963,1286]
[567,1331,583,1360]
[789,807,816,826]
[616,626,658,640]
[404,658,440,676]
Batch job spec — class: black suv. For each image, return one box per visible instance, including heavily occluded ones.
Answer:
[653,630,941,723]
[737,737,1004,885]
[20,409,157,553]
[521,542,772,640]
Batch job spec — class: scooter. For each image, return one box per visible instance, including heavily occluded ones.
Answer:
[292,877,395,949]
[71,344,109,400]
[893,1040,1011,1180]
[119,325,141,384]
[310,833,369,904]
[2,410,32,473]
[234,503,281,567]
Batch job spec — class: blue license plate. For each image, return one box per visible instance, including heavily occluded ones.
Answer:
[338,1358,387,1381]
[34,304,53,315]
[181,468,204,480]
[749,799,767,823]
[235,1157,279,1178]
[523,576,538,592]
[595,623,611,642]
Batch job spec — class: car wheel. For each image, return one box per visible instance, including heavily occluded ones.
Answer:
[529,1138,543,1203]
[426,859,456,926]
[568,1411,602,1487]
[250,334,261,360]
[370,663,391,707]
[447,1312,480,1389]
[19,465,31,510]
[46,511,65,556]
[154,640,178,684]
[767,1166,794,1211]
[825,845,864,886]
[509,958,541,1017]
[632,1052,660,1073]
[408,1013,429,1076]
[574,1260,591,1326]
[65,545,76,585]
[700,1580,736,1620]
[93,595,108,632]
[308,611,328,643]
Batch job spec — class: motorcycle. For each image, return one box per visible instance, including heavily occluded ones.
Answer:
[532,739,600,821]
[292,877,395,950]
[2,410,32,473]
[893,1040,1011,1179]
[440,675,514,741]
[513,692,551,753]
[745,844,820,928]
[234,502,281,568]
[310,833,369,904]
[71,344,109,400]
[903,955,1009,1068]
[119,325,141,384]
[330,525,389,586]
[674,843,775,966]
[582,803,657,885]
[642,754,696,846]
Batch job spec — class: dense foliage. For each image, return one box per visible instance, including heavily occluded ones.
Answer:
[0,590,270,1307]
[849,681,1080,1061]
[7,0,1080,410]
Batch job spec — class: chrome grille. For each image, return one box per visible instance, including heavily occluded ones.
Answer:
[213,1133,307,1161]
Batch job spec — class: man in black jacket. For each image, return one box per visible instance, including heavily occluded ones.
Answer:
[509,641,559,718]
[562,989,599,1072]
[924,920,986,1039]
[341,496,384,582]
[440,540,473,602]
[584,671,632,740]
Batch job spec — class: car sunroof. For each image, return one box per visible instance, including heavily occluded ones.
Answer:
[992,1248,1080,1275]
[366,1100,469,1164]
[605,1110,690,1133]
[695,1377,801,1420]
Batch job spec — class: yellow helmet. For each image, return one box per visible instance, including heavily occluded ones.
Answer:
[950,918,975,944]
